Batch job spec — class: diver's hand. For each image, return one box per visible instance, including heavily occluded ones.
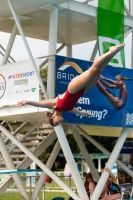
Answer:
[15,100,27,107]
[87,113,93,118]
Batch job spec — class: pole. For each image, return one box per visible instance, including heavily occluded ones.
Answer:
[54,125,88,200]
[1,24,17,65]
[47,6,58,99]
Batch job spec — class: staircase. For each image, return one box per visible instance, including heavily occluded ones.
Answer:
[0,122,57,194]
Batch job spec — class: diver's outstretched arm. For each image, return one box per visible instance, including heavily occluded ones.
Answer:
[15,100,53,109]
[70,107,92,117]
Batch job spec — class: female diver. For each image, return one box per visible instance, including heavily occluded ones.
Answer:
[16,44,125,126]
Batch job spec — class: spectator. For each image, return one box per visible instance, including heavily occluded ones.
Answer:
[102,167,121,200]
[84,172,107,199]
[84,172,97,199]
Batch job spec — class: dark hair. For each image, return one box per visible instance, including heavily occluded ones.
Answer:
[48,118,54,127]
[116,75,131,81]
[84,172,94,190]
[47,111,60,127]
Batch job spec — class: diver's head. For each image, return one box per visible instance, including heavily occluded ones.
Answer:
[47,111,63,127]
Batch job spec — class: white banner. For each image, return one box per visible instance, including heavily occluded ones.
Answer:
[0,59,40,106]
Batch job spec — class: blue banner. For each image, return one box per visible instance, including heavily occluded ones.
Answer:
[120,142,133,154]
[55,55,133,127]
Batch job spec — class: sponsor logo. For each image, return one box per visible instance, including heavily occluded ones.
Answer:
[16,90,22,94]
[0,74,6,99]
[8,71,34,79]
[98,36,124,67]
[14,79,28,85]
[58,62,83,73]
[57,61,83,82]
[31,88,36,92]
[24,89,29,93]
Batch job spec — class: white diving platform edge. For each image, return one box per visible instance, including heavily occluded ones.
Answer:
[0,105,50,123]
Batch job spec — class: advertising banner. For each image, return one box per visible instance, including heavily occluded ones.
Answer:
[0,59,39,106]
[117,141,133,184]
[97,0,125,68]
[55,55,133,127]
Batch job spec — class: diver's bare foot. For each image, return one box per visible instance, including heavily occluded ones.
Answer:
[109,44,125,53]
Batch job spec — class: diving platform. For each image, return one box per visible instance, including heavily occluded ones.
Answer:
[0,105,49,123]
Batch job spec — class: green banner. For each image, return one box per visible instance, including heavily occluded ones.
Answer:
[97,0,125,67]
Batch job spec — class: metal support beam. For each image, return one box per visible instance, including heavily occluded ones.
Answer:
[90,41,98,61]
[4,122,28,145]
[124,4,132,17]
[0,135,28,200]
[91,128,130,200]
[47,6,58,99]
[66,44,72,57]
[54,125,88,200]
[74,125,133,177]
[1,24,17,66]
[129,0,133,15]
[0,124,80,200]
[7,0,48,100]
[39,44,66,69]
[0,45,15,62]
[71,127,99,182]
[31,125,71,200]
[59,1,133,28]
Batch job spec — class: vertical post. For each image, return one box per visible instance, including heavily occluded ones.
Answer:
[91,128,130,200]
[30,176,32,198]
[47,6,58,99]
[42,186,44,200]
[7,0,48,99]
[66,44,72,57]
[0,135,28,200]
[1,24,17,65]
[54,125,88,200]
[98,158,101,173]
[90,41,98,61]
[71,127,99,182]
[129,0,132,13]
[68,176,71,189]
